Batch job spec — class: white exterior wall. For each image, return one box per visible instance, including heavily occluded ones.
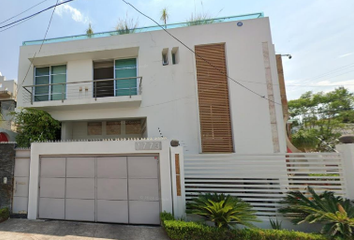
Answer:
[18,17,286,154]
[0,75,17,100]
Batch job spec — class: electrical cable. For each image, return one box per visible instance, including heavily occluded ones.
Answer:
[17,0,60,96]
[0,0,74,29]
[0,0,49,25]
[121,0,282,106]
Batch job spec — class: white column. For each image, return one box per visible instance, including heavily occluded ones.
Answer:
[170,146,186,218]
[336,144,354,199]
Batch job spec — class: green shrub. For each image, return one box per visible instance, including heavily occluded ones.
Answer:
[162,218,327,240]
[186,193,259,228]
[0,208,9,221]
[279,186,354,239]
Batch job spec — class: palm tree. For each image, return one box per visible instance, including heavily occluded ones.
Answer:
[160,8,169,28]
[86,23,93,38]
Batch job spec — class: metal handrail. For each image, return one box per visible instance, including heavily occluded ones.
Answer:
[22,77,143,105]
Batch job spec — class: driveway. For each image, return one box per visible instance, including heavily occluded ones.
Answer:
[0,219,170,240]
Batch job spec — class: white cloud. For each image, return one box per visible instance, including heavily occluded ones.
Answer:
[55,2,89,24]
[338,52,354,59]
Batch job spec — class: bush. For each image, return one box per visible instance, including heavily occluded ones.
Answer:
[279,187,354,239]
[160,214,326,240]
[186,193,258,228]
[0,208,9,221]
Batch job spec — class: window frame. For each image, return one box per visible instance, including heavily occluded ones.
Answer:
[113,57,138,96]
[34,65,67,102]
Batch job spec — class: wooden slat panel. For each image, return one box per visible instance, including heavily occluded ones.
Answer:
[195,43,233,153]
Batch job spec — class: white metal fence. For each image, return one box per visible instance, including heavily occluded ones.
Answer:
[184,153,346,218]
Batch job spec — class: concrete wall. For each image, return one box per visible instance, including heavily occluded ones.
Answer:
[0,143,16,209]
[27,139,172,220]
[0,75,17,100]
[18,17,286,154]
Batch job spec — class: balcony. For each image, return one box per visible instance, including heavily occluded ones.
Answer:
[22,77,142,110]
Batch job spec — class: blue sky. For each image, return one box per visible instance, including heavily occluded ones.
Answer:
[0,0,353,100]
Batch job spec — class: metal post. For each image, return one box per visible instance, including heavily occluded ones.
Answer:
[31,87,33,105]
[95,81,97,101]
[62,84,64,102]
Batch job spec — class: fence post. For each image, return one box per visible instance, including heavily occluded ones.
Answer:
[336,143,354,200]
[170,145,186,219]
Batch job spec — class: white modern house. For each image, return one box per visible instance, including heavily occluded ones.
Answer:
[15,13,288,225]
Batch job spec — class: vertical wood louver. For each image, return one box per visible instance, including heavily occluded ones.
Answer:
[195,43,234,153]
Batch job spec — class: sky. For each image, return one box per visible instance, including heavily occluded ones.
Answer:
[0,0,353,100]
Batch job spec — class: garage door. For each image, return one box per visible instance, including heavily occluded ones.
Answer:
[38,156,160,224]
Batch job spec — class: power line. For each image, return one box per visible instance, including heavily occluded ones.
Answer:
[0,0,50,25]
[0,0,74,29]
[0,15,36,33]
[17,0,60,96]
[121,0,282,106]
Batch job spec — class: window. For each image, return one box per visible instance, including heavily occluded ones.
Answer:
[126,120,141,134]
[87,122,102,135]
[171,47,179,64]
[115,58,137,96]
[162,48,169,66]
[106,121,121,135]
[34,65,66,102]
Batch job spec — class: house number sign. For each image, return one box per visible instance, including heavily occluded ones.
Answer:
[135,141,162,150]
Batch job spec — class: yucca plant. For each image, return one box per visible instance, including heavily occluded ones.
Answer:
[186,193,258,229]
[279,186,354,239]
[269,218,282,230]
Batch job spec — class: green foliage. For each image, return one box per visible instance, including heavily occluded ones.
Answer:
[0,207,9,221]
[279,187,354,239]
[270,218,282,230]
[161,211,175,222]
[186,12,214,26]
[115,13,138,35]
[161,218,326,240]
[11,108,61,148]
[186,193,258,228]
[86,23,94,37]
[288,87,354,152]
[160,8,169,26]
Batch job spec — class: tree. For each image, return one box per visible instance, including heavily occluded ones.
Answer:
[86,23,94,37]
[288,87,354,152]
[11,108,61,148]
[160,8,169,27]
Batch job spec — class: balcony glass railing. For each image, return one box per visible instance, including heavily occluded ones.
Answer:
[22,13,264,46]
[22,77,142,104]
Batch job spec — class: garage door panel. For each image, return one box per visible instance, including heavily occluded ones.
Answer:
[128,157,158,178]
[97,179,127,200]
[67,158,94,177]
[129,201,160,225]
[97,157,127,178]
[66,199,94,221]
[41,158,65,177]
[129,179,159,201]
[97,200,128,223]
[40,178,65,198]
[66,178,94,199]
[39,198,64,219]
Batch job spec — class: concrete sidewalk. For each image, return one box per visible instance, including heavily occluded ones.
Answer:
[0,219,170,240]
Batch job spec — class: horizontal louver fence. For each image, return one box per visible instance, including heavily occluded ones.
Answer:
[184,153,346,218]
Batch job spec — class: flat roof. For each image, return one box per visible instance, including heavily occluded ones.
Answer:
[22,12,264,46]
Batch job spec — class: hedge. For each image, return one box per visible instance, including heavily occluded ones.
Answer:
[0,208,9,222]
[161,213,327,240]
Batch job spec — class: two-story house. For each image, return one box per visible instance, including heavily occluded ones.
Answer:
[16,13,286,225]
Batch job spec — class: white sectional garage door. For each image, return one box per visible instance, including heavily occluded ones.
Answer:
[38,156,160,224]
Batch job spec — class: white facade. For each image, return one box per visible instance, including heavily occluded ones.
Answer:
[17,16,286,154]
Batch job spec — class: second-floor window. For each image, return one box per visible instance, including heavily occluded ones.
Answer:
[34,65,66,102]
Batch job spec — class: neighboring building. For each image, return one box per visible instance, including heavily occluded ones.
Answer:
[16,13,286,224]
[0,72,17,141]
